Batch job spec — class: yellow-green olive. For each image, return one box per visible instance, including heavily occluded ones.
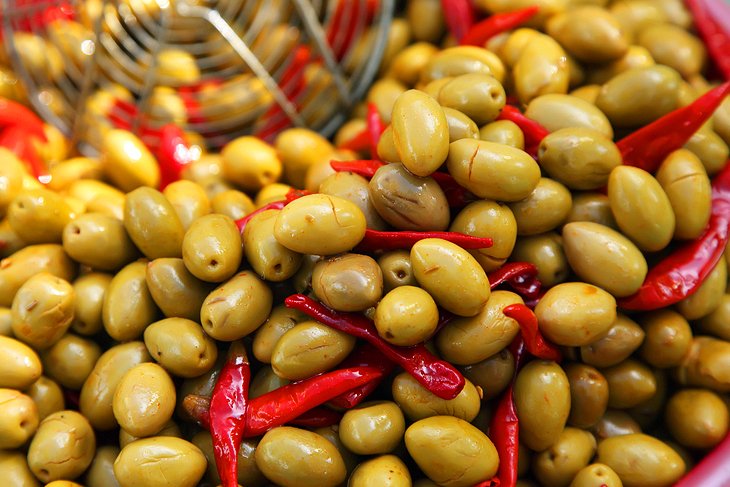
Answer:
[510,232,569,288]
[565,363,609,428]
[275,128,335,189]
[441,107,479,141]
[0,218,24,259]
[579,313,645,368]
[369,163,450,231]
[638,310,693,368]
[144,317,217,378]
[339,401,406,455]
[675,336,730,392]
[684,124,730,176]
[146,258,212,321]
[535,282,616,347]
[124,187,185,259]
[514,360,571,451]
[201,271,273,341]
[162,180,211,230]
[665,389,729,449]
[367,78,408,125]
[546,6,629,63]
[461,349,515,400]
[699,294,730,340]
[437,74,506,125]
[637,23,706,78]
[532,427,597,487]
[313,424,361,476]
[271,320,355,380]
[11,272,74,349]
[41,333,101,390]
[406,0,444,43]
[596,434,685,487]
[714,97,730,147]
[348,454,412,487]
[525,94,614,138]
[191,431,267,487]
[85,446,121,487]
[569,463,623,487]
[513,34,570,104]
[392,371,481,421]
[377,250,417,292]
[437,290,522,365]
[0,335,42,389]
[26,376,65,420]
[592,409,643,440]
[113,363,176,437]
[210,190,255,221]
[221,136,282,192]
[610,0,668,40]
[319,171,387,231]
[479,120,525,149]
[538,127,622,190]
[566,192,618,229]
[498,28,542,68]
[249,365,290,399]
[509,178,572,235]
[420,46,506,85]
[8,188,76,244]
[377,125,401,162]
[595,66,681,127]
[374,285,438,346]
[0,150,25,219]
[255,426,347,487]
[80,341,151,430]
[101,129,160,191]
[450,200,517,272]
[0,306,9,336]
[313,253,383,312]
[676,256,727,320]
[27,410,95,483]
[244,209,303,282]
[0,451,40,487]
[103,261,159,341]
[405,415,499,487]
[252,305,305,363]
[603,359,657,409]
[0,388,39,449]
[113,437,207,487]
[63,213,137,270]
[182,213,242,283]
[562,221,647,297]
[587,44,656,85]
[448,138,541,202]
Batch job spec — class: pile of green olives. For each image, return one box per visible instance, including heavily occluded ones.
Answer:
[2,0,730,486]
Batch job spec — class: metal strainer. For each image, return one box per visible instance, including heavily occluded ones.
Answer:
[1,0,394,154]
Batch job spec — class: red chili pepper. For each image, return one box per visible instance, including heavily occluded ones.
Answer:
[337,129,371,153]
[366,103,385,159]
[0,126,49,183]
[286,407,343,428]
[328,343,395,409]
[460,6,539,46]
[502,304,562,362]
[330,159,384,178]
[0,97,48,141]
[490,383,519,487]
[285,294,466,400]
[496,105,549,157]
[440,0,475,42]
[473,479,501,487]
[234,189,307,233]
[154,124,195,190]
[209,341,250,487]
[0,0,74,37]
[618,82,730,173]
[488,262,542,300]
[686,0,730,81]
[355,229,493,252]
[618,160,730,310]
[674,431,730,487]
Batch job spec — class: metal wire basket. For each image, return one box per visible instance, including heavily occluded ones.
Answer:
[1,0,394,154]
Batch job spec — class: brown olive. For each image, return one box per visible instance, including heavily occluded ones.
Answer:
[638,310,693,368]
[461,349,515,400]
[603,359,657,409]
[565,362,609,428]
[313,254,383,312]
[580,314,645,368]
[592,409,643,440]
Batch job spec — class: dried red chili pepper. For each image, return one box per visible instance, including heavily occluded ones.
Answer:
[686,0,730,81]
[285,294,466,400]
[502,304,562,362]
[234,188,307,233]
[330,159,384,177]
[496,105,549,157]
[355,229,493,252]
[460,6,539,46]
[488,262,541,300]
[440,0,475,42]
[209,341,250,487]
[154,124,196,190]
[328,343,395,409]
[286,407,343,428]
[619,160,730,310]
[0,98,48,141]
[366,102,385,159]
[490,383,519,487]
[618,82,730,173]
[674,431,730,487]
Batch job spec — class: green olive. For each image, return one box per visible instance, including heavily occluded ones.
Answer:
[698,294,730,340]
[535,282,616,347]
[546,6,628,63]
[41,333,101,390]
[26,376,65,421]
[562,221,647,297]
[565,363,609,428]
[513,34,570,104]
[252,305,305,363]
[420,46,506,85]
[406,0,444,43]
[0,150,25,219]
[210,189,255,221]
[596,434,685,487]
[348,454,412,487]
[275,128,335,189]
[569,463,623,487]
[665,389,729,449]
[0,306,9,336]
[405,416,499,487]
[525,94,614,138]
[369,163,450,231]
[339,401,406,455]
[119,419,182,448]
[637,23,706,78]
[244,209,302,282]
[509,177,572,235]
[221,136,282,192]
[86,446,121,487]
[0,451,40,487]
[683,125,729,176]
[592,409,643,440]
[566,192,618,229]
[580,313,645,368]
[8,188,76,244]
[113,363,176,437]
[175,355,224,420]
[610,1,667,41]
[587,45,656,85]
[376,125,402,163]
[450,200,517,272]
[0,335,42,389]
[162,180,211,230]
[377,250,417,292]
[0,244,77,307]
[62,212,138,270]
[80,341,151,430]
[715,98,730,148]
[124,187,185,259]
[676,256,727,320]
[366,79,407,125]
[461,349,515,400]
[436,291,522,365]
[532,427,597,487]
[144,317,217,378]
[191,431,267,487]
[0,388,39,449]
[201,271,273,341]
[113,437,207,487]
[27,410,95,483]
[374,286,438,346]
[498,28,542,68]
[318,172,387,231]
[603,359,657,409]
[312,253,382,312]
[595,65,681,127]
[392,371,481,421]
[437,74,506,125]
[255,426,347,487]
[675,336,730,392]
[146,258,212,321]
[103,261,159,341]
[442,107,479,141]
[638,310,693,368]
[510,232,569,288]
[249,365,290,399]
[0,218,25,259]
[388,42,438,86]
[11,272,74,349]
[478,120,525,149]
[182,213,243,283]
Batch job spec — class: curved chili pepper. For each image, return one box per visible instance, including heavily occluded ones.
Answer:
[0,97,48,141]
[338,130,371,153]
[488,262,541,300]
[440,0,474,42]
[686,0,730,81]
[496,105,549,157]
[287,407,343,428]
[209,341,250,487]
[502,304,562,362]
[674,431,730,487]
[366,102,385,160]
[155,124,195,190]
[490,383,518,487]
[355,229,493,252]
[0,126,49,183]
[285,294,466,400]
[460,6,539,46]
[234,188,307,233]
[618,82,730,173]
[328,343,395,409]
[330,159,383,177]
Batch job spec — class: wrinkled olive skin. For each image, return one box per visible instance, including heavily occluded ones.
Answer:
[191,431,267,487]
[479,120,525,149]
[113,363,176,438]
[592,409,643,440]
[513,34,570,104]
[375,286,438,346]
[675,336,730,392]
[27,410,95,483]
[392,372,481,421]
[391,89,449,176]
[420,46,506,85]
[252,305,304,363]
[0,451,40,487]
[699,294,730,340]
[676,256,727,320]
[11,272,75,349]
[144,317,217,378]
[63,213,138,270]
[525,94,614,139]
[535,282,617,347]
[8,188,76,244]
[566,363,609,428]
[80,341,151,430]
[608,166,675,252]
[638,23,706,78]
[369,163,450,231]
[182,213,243,283]
[210,189,255,221]
[41,333,101,390]
[378,250,418,292]
[201,271,273,341]
[437,291,522,365]
[509,178,572,235]
[638,310,693,368]
[339,401,406,455]
[580,314,645,368]
[684,125,729,176]
[0,335,42,389]
[0,388,39,449]
[146,258,212,321]
[450,200,517,272]
[462,349,515,400]
[510,232,569,288]
[448,138,541,202]
[86,445,122,487]
[313,253,383,312]
[103,261,159,341]
[405,416,499,487]
[532,427,597,487]
[221,136,282,192]
[244,209,303,282]
[546,6,629,63]
[274,194,367,255]
[26,376,65,420]
[596,434,685,487]
[438,73,506,125]
[113,437,207,487]
[569,463,623,487]
[318,172,387,231]
[566,193,617,229]
[271,320,355,380]
[442,107,480,141]
[562,222,647,297]
[595,66,681,127]
[538,128,622,190]
[255,426,347,487]
[348,454,412,487]
[514,360,571,451]
[603,359,657,409]
[124,187,185,259]
[665,389,729,449]
[0,244,76,307]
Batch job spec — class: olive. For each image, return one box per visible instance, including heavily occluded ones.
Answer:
[665,389,729,449]
[596,434,685,487]
[569,463,623,487]
[0,151,25,218]
[676,256,727,320]
[0,451,40,487]
[437,73,506,125]
[103,261,160,341]
[378,250,418,292]
[565,363,609,428]
[580,314,645,368]
[221,136,282,192]
[406,0,444,43]
[0,244,76,307]
[113,437,207,487]
[565,192,617,229]
[339,401,406,455]
[124,187,185,259]
[546,6,629,63]
[450,200,517,272]
[113,363,176,437]
[191,431,267,487]
[249,365,290,399]
[525,94,613,139]
[86,446,122,487]
[461,349,515,400]
[26,376,65,421]
[348,454,412,487]
[0,388,39,449]
[587,45,656,85]
[182,213,243,283]
[0,218,24,259]
[637,23,706,78]
[374,286,438,346]
[8,188,76,244]
[11,272,74,349]
[532,427,597,487]
[144,317,218,378]
[162,180,211,230]
[275,129,335,189]
[675,336,730,392]
[698,294,730,340]
[442,107,480,141]
[312,253,383,312]
[479,120,525,149]
[638,310,693,368]
[252,305,305,363]
[603,359,657,409]
[420,46,506,85]
[376,125,402,163]
[146,258,212,321]
[591,409,643,440]
[63,213,138,270]
[508,177,572,236]
[41,333,101,390]
[210,190,255,221]
[244,209,303,282]
[367,79,407,125]
[510,232,569,288]
[513,34,570,104]
[318,172,387,231]
[684,125,729,176]
[0,335,42,389]
[392,371,481,421]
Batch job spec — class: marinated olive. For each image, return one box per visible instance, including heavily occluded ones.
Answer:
[144,317,217,378]
[318,171,387,231]
[569,463,623,487]
[41,333,101,390]
[221,136,282,192]
[509,177,572,236]
[532,427,597,487]
[450,200,517,272]
[27,410,95,482]
[580,314,645,368]
[244,209,303,282]
[63,213,138,270]
[124,187,185,259]
[596,434,685,487]
[348,454,412,487]
[392,371,481,421]
[26,375,65,421]
[603,359,657,409]
[162,180,211,230]
[0,335,42,389]
[339,401,406,455]
[8,188,76,244]
[665,389,729,449]
[312,253,383,312]
[565,363,609,428]
[146,258,212,320]
[525,94,613,138]
[182,213,243,283]
[638,310,693,368]
[113,437,206,487]
[103,261,159,341]
[0,243,76,307]
[0,388,39,449]
[374,286,438,346]
[113,363,176,437]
